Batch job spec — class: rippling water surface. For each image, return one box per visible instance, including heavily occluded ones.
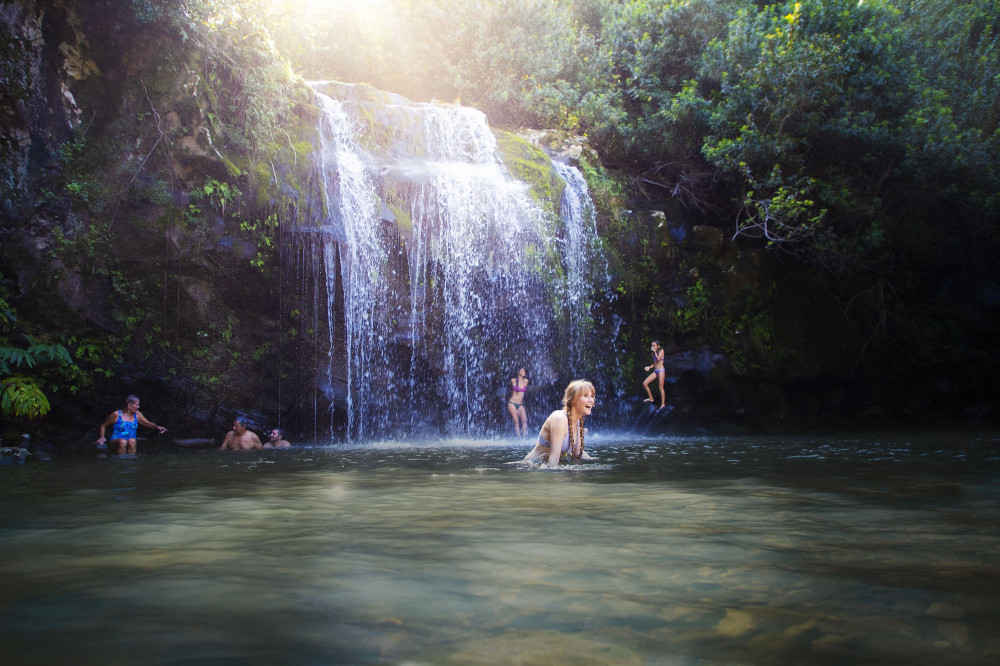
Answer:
[2,430,999,665]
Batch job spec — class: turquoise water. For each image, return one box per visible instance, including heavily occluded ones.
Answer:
[1,430,999,664]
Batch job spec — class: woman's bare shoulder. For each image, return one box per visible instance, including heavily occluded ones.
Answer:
[544,409,568,424]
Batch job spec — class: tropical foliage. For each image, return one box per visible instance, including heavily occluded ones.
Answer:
[0,284,73,419]
[267,0,999,386]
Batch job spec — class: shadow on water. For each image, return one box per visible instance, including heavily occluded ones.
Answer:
[1,429,999,665]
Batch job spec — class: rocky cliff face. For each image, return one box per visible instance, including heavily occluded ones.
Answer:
[1,0,324,442]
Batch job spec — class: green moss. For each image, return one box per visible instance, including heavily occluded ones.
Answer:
[494,130,564,217]
[352,103,400,155]
[255,162,274,207]
[388,202,412,237]
[285,171,303,195]
[221,155,242,178]
[578,151,626,224]
[322,81,396,105]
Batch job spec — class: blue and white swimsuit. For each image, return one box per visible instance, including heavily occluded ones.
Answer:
[110,410,139,440]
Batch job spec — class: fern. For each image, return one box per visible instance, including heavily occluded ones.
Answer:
[1,375,51,419]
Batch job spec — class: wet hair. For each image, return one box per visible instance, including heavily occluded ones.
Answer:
[233,416,249,427]
[126,394,140,405]
[272,428,285,438]
[651,340,660,347]
[561,379,595,458]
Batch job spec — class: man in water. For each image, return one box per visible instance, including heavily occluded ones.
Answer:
[263,428,291,448]
[218,417,263,451]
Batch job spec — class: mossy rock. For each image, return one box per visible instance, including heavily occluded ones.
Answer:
[577,151,627,225]
[494,130,565,217]
[387,202,412,240]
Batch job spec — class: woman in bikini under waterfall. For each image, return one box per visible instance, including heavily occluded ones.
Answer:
[522,379,596,466]
[507,367,530,437]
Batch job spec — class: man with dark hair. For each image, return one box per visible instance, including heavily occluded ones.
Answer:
[218,417,263,451]
[263,428,291,448]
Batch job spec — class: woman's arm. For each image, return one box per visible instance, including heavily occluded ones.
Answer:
[136,411,167,434]
[97,411,117,443]
[546,413,568,467]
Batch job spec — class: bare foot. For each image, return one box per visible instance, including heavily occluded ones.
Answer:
[643,398,653,403]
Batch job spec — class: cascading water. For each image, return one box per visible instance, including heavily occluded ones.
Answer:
[552,161,621,380]
[303,82,619,439]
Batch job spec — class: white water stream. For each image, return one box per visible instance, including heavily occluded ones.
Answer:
[307,84,618,439]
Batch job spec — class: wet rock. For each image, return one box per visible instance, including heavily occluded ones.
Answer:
[0,447,31,465]
[173,438,215,448]
[694,345,726,377]
[691,225,726,257]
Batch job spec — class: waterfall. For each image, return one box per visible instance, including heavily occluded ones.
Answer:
[302,82,619,439]
[553,161,620,379]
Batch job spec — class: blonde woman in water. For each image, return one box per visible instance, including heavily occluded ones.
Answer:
[523,379,596,466]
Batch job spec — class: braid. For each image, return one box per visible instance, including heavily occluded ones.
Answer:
[563,404,573,463]
[566,411,586,460]
[560,379,595,462]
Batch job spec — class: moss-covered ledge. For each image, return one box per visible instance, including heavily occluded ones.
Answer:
[494,130,565,217]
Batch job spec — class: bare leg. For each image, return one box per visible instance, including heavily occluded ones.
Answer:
[657,373,666,409]
[516,406,528,438]
[126,438,137,455]
[642,373,656,402]
[507,403,521,436]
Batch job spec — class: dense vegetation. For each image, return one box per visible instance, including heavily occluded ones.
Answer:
[270,0,1000,411]
[1,0,318,433]
[2,0,997,437]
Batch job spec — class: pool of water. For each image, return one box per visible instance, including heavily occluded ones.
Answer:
[1,430,999,664]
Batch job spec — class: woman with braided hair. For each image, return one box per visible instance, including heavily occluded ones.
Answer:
[522,379,596,466]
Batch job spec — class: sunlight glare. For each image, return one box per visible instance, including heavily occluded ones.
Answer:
[269,0,397,34]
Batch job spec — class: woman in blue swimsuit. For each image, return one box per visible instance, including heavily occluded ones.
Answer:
[522,379,596,466]
[97,394,167,455]
[506,367,530,437]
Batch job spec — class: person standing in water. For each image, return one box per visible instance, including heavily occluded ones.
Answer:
[263,428,291,448]
[642,339,666,409]
[96,395,167,455]
[522,379,596,466]
[506,367,530,437]
[218,417,263,451]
